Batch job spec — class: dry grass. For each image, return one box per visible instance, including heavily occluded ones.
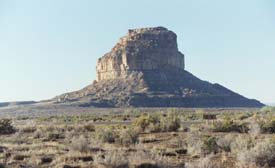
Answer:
[0,107,274,168]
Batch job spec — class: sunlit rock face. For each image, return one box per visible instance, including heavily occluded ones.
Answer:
[96,27,185,81]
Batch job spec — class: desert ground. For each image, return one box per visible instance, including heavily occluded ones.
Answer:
[0,106,275,168]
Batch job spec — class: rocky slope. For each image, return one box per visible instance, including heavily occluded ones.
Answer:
[52,27,264,107]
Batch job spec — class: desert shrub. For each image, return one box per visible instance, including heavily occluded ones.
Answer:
[133,113,162,133]
[201,136,219,155]
[183,111,203,121]
[83,122,95,132]
[19,126,37,133]
[94,150,129,168]
[46,129,65,141]
[161,111,181,132]
[33,128,44,139]
[260,106,275,113]
[0,119,16,135]
[70,135,89,152]
[96,127,118,143]
[133,112,180,133]
[237,137,275,168]
[186,132,219,156]
[117,128,139,145]
[133,115,151,132]
[186,154,226,168]
[237,112,253,120]
[230,135,256,155]
[186,131,203,156]
[248,121,261,136]
[211,118,249,133]
[128,150,173,168]
[259,117,275,133]
[216,134,236,152]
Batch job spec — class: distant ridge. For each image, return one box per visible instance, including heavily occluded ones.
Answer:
[0,101,36,108]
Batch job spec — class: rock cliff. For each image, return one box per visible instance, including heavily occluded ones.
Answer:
[52,27,264,108]
[96,27,184,81]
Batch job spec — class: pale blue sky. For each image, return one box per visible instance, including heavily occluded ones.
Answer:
[0,0,274,103]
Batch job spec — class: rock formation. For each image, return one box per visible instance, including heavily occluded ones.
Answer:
[52,27,264,107]
[96,27,184,81]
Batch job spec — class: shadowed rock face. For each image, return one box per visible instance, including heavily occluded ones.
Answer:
[52,27,264,107]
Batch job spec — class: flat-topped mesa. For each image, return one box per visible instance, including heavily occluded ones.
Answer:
[96,27,185,81]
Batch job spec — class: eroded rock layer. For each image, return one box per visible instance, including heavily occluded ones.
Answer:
[96,27,185,81]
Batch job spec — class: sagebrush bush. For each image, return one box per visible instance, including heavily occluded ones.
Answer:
[94,150,129,168]
[83,122,95,132]
[216,134,236,152]
[0,119,16,135]
[96,127,118,143]
[259,117,275,133]
[201,136,219,155]
[186,154,226,168]
[133,112,180,133]
[237,112,253,120]
[186,132,219,156]
[117,128,139,145]
[162,111,181,132]
[70,135,89,152]
[230,135,255,155]
[46,128,65,141]
[212,118,249,133]
[237,137,275,168]
[133,113,162,133]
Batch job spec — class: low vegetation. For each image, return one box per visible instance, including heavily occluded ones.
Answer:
[0,107,274,167]
[0,119,16,135]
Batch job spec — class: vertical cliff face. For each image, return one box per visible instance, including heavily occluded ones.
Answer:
[52,27,264,108]
[96,27,185,81]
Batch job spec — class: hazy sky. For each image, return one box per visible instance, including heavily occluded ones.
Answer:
[0,0,274,103]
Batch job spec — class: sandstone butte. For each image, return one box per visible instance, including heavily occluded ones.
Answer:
[51,27,264,107]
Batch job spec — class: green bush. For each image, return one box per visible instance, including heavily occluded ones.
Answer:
[0,119,16,135]
[186,133,219,156]
[133,113,162,133]
[133,112,180,133]
[96,127,118,143]
[259,117,275,133]
[212,118,249,133]
[117,128,139,145]
[83,122,95,132]
[162,112,181,132]
[201,136,219,155]
[237,112,253,120]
